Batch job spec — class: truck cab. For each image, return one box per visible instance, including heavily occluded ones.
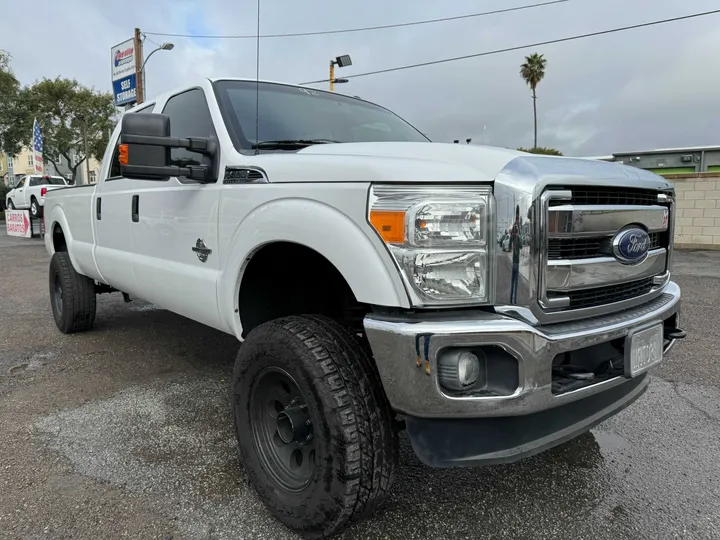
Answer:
[42,77,685,538]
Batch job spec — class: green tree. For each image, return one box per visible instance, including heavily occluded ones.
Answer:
[19,78,117,183]
[0,50,25,156]
[517,146,563,156]
[520,52,547,149]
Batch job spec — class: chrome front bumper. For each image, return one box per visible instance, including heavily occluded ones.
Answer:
[364,281,682,419]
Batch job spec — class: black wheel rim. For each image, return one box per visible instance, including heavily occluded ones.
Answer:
[52,272,63,317]
[249,367,316,491]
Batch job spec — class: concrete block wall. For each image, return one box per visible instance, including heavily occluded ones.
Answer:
[666,173,720,249]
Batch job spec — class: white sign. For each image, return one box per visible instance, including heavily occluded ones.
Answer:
[5,210,32,238]
[111,38,138,106]
[111,38,136,83]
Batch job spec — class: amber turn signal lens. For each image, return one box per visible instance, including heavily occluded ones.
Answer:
[118,144,129,165]
[370,210,405,243]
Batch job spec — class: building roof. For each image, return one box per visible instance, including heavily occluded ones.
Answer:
[613,145,720,157]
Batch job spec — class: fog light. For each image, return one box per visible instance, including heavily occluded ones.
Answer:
[438,349,482,391]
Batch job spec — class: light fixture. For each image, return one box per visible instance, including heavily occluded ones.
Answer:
[335,55,352,68]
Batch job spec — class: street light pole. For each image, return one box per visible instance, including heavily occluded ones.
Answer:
[140,42,174,103]
[329,54,352,92]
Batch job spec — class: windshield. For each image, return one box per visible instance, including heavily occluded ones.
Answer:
[214,80,429,152]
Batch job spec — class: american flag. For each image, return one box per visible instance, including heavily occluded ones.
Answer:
[32,118,44,174]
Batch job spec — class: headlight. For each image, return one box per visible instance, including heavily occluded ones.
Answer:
[369,185,494,306]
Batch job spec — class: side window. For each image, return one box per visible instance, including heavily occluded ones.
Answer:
[109,144,122,178]
[17,178,25,188]
[162,89,216,172]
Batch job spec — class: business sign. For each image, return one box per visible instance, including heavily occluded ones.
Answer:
[111,38,137,106]
[5,210,31,238]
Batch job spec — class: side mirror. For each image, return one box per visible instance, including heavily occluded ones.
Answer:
[119,113,217,182]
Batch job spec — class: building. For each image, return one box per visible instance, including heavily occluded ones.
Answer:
[3,146,101,185]
[0,152,9,187]
[607,146,720,175]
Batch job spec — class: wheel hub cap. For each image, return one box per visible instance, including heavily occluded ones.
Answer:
[277,402,313,444]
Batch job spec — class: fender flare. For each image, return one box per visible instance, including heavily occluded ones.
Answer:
[46,207,85,274]
[217,198,410,338]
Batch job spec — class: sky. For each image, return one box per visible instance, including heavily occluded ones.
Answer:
[1,0,719,156]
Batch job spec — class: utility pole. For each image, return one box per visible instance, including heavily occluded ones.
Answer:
[329,60,335,92]
[134,27,145,104]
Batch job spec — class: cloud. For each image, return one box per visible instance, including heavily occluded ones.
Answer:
[3,0,719,156]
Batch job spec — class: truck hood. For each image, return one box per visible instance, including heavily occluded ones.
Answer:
[250,142,670,189]
[251,142,523,183]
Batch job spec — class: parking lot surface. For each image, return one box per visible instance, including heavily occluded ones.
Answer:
[1,229,719,539]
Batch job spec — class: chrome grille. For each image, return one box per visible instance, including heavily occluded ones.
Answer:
[548,187,670,207]
[548,232,661,260]
[538,186,673,321]
[548,278,654,310]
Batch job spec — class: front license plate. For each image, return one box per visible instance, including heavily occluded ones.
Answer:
[625,324,664,378]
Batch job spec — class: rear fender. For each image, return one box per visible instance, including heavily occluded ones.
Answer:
[46,206,85,275]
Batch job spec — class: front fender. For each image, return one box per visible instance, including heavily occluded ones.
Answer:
[217,198,410,338]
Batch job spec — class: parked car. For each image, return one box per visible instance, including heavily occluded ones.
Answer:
[42,77,685,538]
[5,175,68,218]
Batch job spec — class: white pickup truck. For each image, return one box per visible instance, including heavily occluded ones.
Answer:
[6,174,67,218]
[43,78,686,538]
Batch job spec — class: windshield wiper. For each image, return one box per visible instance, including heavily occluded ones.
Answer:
[252,139,339,150]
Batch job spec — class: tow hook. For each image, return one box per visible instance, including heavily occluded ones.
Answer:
[664,327,686,340]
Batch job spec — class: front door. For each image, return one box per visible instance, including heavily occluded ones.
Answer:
[13,177,27,208]
[129,87,223,330]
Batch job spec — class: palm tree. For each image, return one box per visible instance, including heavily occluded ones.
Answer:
[520,53,547,149]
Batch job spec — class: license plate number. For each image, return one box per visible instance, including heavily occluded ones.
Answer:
[625,324,664,378]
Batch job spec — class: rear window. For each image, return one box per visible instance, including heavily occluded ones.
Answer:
[29,176,65,186]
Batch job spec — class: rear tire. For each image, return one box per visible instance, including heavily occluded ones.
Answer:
[30,197,42,218]
[232,315,398,538]
[49,251,97,333]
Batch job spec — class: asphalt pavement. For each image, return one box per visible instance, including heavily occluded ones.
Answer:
[1,228,719,539]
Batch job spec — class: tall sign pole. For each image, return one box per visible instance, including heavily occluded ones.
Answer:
[134,28,144,105]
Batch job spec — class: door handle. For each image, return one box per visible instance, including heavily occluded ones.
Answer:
[131,195,139,222]
[96,197,102,220]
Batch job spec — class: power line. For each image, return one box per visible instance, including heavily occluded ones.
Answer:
[142,34,164,49]
[143,0,569,39]
[300,8,720,84]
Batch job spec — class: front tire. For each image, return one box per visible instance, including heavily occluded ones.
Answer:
[49,251,97,333]
[233,315,398,538]
[7,199,14,210]
[30,197,42,218]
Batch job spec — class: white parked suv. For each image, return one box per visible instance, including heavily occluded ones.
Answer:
[5,174,68,218]
[42,78,686,538]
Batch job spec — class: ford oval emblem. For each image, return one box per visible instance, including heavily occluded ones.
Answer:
[612,227,651,265]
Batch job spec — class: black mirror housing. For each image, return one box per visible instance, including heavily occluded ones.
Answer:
[121,113,172,181]
[119,113,217,183]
